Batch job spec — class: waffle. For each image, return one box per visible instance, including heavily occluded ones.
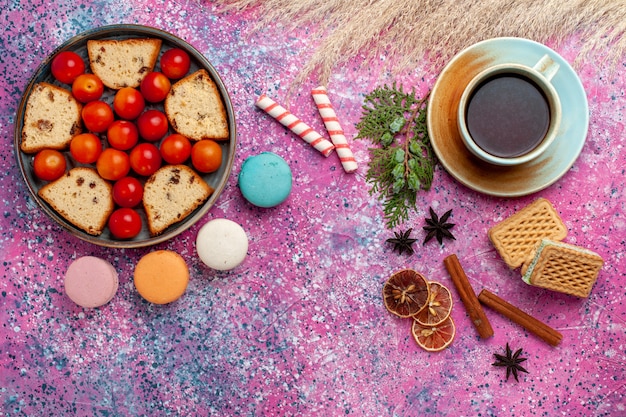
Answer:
[522,239,604,298]
[489,198,567,269]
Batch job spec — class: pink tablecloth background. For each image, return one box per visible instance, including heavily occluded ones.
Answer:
[1,0,624,415]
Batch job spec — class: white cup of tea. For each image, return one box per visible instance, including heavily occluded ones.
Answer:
[457,54,562,166]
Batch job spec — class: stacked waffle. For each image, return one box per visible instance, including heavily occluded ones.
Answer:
[489,198,603,298]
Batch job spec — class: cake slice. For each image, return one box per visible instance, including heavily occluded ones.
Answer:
[20,82,83,153]
[38,167,114,236]
[521,239,604,298]
[488,198,567,269]
[143,165,214,236]
[164,69,229,141]
[87,38,162,89]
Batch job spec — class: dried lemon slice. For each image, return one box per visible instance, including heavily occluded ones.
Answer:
[413,281,453,326]
[411,316,456,352]
[382,269,430,318]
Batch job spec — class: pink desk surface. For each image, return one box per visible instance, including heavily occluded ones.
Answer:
[1,1,624,416]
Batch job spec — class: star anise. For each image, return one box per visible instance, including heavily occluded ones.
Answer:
[492,343,529,382]
[386,228,418,255]
[422,207,456,245]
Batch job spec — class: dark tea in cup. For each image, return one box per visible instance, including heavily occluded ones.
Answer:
[465,74,550,158]
[457,55,561,166]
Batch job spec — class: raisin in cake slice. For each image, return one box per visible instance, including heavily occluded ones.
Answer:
[21,82,83,153]
[164,69,229,141]
[38,167,114,236]
[87,38,161,89]
[143,165,214,236]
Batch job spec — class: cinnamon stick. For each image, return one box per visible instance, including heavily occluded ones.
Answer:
[443,254,494,338]
[478,288,563,346]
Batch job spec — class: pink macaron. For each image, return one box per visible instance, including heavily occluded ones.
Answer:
[64,256,119,308]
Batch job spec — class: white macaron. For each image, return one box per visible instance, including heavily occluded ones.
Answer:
[196,219,249,270]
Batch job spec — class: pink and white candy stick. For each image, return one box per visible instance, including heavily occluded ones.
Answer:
[255,94,335,157]
[311,86,358,173]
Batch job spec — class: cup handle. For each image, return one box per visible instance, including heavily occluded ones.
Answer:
[533,54,560,82]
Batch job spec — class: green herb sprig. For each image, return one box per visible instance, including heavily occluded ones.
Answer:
[355,83,436,229]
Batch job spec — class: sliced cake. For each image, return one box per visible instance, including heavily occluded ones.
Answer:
[87,38,162,89]
[143,164,214,236]
[38,167,114,236]
[164,69,229,141]
[21,82,82,153]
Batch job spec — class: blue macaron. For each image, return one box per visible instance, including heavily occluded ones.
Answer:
[238,152,292,208]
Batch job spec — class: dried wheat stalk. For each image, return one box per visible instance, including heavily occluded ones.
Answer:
[213,0,626,85]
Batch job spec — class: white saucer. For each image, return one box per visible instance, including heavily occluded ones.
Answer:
[427,37,589,197]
